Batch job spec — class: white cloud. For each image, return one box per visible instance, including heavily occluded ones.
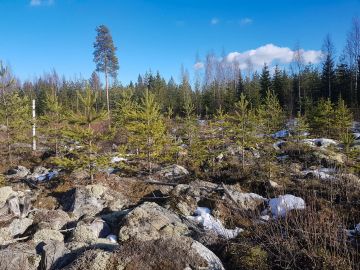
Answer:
[30,0,54,6]
[194,62,204,70]
[211,18,220,25]
[226,44,322,69]
[240,18,253,25]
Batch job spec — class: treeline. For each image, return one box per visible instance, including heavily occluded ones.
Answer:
[0,56,354,178]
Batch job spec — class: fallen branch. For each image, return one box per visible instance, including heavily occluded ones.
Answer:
[59,227,75,233]
[2,236,30,245]
[142,180,178,186]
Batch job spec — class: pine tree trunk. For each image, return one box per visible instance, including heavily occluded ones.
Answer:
[1,87,11,164]
[298,74,301,115]
[105,68,110,126]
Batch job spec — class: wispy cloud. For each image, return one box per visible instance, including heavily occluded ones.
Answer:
[30,0,54,7]
[210,17,220,25]
[240,17,253,25]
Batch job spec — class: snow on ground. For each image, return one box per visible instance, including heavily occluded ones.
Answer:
[111,156,128,163]
[188,207,243,239]
[273,140,286,150]
[302,138,338,148]
[30,169,59,182]
[346,223,360,237]
[301,167,336,180]
[272,130,290,139]
[268,194,305,218]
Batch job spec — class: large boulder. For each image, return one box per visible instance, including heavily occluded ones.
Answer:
[165,184,200,216]
[63,236,224,270]
[6,166,30,180]
[0,243,40,270]
[33,229,64,244]
[72,218,111,244]
[7,217,33,236]
[0,188,32,218]
[32,209,70,230]
[223,186,266,211]
[155,164,189,181]
[39,240,69,270]
[62,184,130,219]
[0,186,16,208]
[118,202,189,241]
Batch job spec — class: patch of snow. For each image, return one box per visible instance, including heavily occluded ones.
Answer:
[260,215,270,221]
[107,234,117,243]
[268,194,305,218]
[355,223,360,232]
[216,153,224,161]
[111,156,128,163]
[346,223,360,237]
[273,140,286,150]
[188,207,243,239]
[302,138,338,148]
[198,120,207,126]
[301,167,336,180]
[272,130,290,139]
[269,180,281,188]
[276,154,289,161]
[29,169,59,182]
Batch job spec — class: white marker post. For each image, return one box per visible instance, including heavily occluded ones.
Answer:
[32,99,36,151]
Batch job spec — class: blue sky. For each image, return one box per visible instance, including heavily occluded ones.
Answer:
[1,0,359,85]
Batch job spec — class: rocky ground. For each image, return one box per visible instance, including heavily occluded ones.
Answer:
[1,128,360,269]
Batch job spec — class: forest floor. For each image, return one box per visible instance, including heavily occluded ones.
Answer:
[1,121,360,270]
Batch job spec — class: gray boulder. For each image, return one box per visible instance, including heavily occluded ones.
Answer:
[0,242,40,270]
[32,209,70,230]
[72,218,111,244]
[63,185,130,219]
[7,217,33,236]
[63,236,224,270]
[118,202,189,241]
[223,186,266,211]
[156,164,189,181]
[33,229,64,244]
[6,166,30,180]
[40,240,68,270]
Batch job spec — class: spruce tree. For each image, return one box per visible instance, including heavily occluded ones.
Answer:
[333,97,353,140]
[0,62,30,164]
[260,63,271,99]
[321,34,336,101]
[231,93,258,170]
[257,90,284,180]
[258,90,284,135]
[39,92,68,156]
[0,92,31,164]
[54,87,108,181]
[125,89,167,172]
[310,98,334,138]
